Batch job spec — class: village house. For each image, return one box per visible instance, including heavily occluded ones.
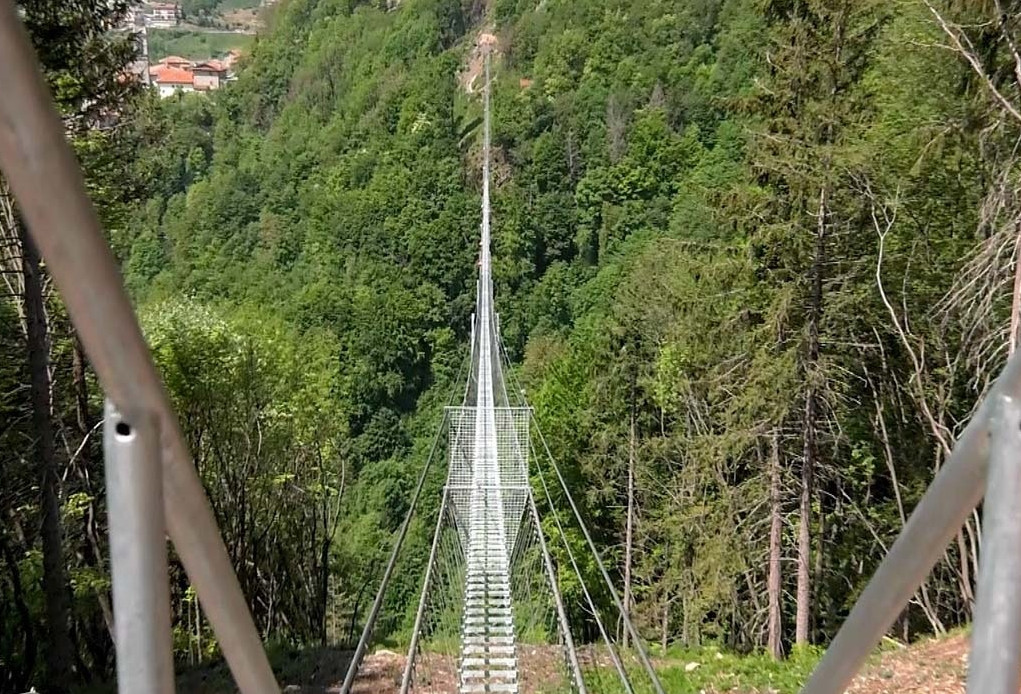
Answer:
[192,60,228,91]
[147,55,237,97]
[144,2,180,28]
[120,5,141,29]
[153,66,194,98]
[156,55,191,69]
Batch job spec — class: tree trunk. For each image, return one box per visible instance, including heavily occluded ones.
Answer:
[797,185,827,646]
[22,225,73,691]
[195,597,203,663]
[956,530,974,612]
[1,531,37,690]
[69,328,116,645]
[660,596,669,651]
[319,539,330,644]
[796,359,816,645]
[680,595,689,646]
[622,382,636,649]
[813,487,826,638]
[71,329,90,433]
[767,427,784,659]
[1011,229,1021,354]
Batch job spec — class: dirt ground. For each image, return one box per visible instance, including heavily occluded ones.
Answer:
[167,632,987,694]
[346,645,572,694]
[845,633,972,694]
[220,8,261,32]
[458,30,498,94]
[347,634,978,694]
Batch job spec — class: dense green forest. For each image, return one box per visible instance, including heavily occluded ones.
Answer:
[4,0,1021,690]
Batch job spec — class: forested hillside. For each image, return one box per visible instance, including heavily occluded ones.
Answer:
[4,0,1021,690]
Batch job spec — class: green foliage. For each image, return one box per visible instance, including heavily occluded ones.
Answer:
[1,2,147,688]
[148,29,254,59]
[102,0,1021,673]
[142,299,349,642]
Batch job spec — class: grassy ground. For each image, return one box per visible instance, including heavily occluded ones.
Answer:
[628,644,822,694]
[148,29,254,60]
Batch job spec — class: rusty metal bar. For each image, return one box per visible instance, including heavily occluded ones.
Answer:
[0,4,278,692]
[800,349,1021,694]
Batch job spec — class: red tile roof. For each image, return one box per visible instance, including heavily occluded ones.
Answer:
[193,59,226,73]
[154,66,193,85]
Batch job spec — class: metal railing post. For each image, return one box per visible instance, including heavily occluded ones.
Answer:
[800,350,1021,694]
[0,6,279,692]
[966,394,1021,694]
[104,401,174,694]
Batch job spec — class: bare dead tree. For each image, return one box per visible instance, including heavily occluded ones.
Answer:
[925,1,1021,371]
[606,93,630,164]
[870,187,980,614]
[21,220,73,692]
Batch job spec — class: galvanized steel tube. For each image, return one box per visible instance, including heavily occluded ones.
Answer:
[800,350,1021,694]
[965,394,1021,694]
[0,6,278,692]
[104,402,175,694]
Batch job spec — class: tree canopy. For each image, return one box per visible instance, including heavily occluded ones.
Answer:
[5,0,1021,688]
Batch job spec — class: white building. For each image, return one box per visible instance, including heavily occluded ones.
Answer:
[144,2,180,28]
[153,66,193,98]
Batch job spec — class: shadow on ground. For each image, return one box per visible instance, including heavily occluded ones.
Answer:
[74,646,405,694]
[173,646,405,694]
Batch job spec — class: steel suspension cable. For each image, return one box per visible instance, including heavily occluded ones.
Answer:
[531,418,665,694]
[340,349,470,694]
[497,337,661,691]
[339,429,439,694]
[427,507,463,685]
[529,435,635,694]
[524,482,588,693]
[400,487,452,694]
[510,512,550,644]
[495,320,630,692]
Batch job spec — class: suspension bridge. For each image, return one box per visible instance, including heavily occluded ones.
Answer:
[336,51,661,694]
[6,4,1021,693]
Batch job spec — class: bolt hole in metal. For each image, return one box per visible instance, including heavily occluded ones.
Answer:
[115,420,133,440]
